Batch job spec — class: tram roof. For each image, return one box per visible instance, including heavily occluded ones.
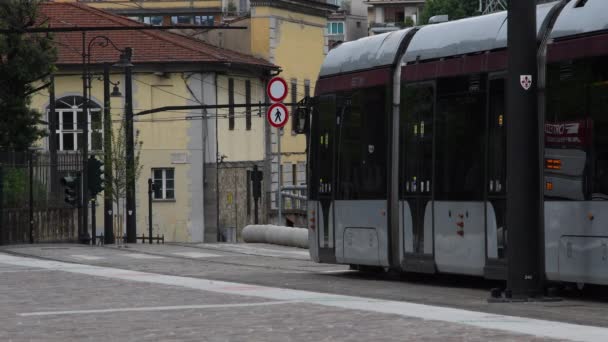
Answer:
[403,1,561,64]
[550,0,608,40]
[319,28,415,77]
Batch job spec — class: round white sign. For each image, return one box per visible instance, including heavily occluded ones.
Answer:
[267,77,288,102]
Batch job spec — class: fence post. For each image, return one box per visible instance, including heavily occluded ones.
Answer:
[28,152,34,244]
[0,164,3,245]
[91,198,96,245]
[148,178,153,244]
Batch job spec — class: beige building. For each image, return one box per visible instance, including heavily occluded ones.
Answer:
[35,2,278,242]
[365,0,425,34]
[189,0,336,227]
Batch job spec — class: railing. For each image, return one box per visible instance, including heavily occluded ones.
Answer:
[280,185,307,212]
[0,151,82,244]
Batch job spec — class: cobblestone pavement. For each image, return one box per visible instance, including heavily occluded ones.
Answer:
[1,243,607,341]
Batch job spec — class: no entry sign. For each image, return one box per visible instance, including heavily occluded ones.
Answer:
[267,103,289,128]
[267,77,288,102]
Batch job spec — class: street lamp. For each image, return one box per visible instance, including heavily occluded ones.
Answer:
[81,34,133,244]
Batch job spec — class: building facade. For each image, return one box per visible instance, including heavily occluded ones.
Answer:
[365,0,425,34]
[54,0,222,26]
[326,0,368,48]
[35,3,278,242]
[192,0,336,227]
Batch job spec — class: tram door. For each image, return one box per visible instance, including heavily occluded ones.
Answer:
[314,94,337,262]
[485,76,507,279]
[400,83,435,272]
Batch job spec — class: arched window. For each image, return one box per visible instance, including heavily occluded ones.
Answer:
[51,96,103,151]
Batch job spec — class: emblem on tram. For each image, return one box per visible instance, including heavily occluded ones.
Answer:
[368,145,375,154]
[520,75,533,90]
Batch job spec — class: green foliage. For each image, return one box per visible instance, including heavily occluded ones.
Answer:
[420,0,480,25]
[0,0,57,151]
[107,120,143,217]
[2,168,28,207]
[403,16,415,28]
[225,0,237,14]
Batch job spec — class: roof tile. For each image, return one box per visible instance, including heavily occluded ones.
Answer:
[39,3,276,69]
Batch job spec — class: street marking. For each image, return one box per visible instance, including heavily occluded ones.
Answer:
[70,255,103,261]
[18,301,291,317]
[1,253,607,342]
[123,253,164,259]
[171,252,219,258]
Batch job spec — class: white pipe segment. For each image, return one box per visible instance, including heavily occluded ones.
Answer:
[242,225,309,249]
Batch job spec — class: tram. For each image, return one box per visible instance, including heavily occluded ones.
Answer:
[306,0,608,286]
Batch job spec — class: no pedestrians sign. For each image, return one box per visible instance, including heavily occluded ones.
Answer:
[267,103,289,128]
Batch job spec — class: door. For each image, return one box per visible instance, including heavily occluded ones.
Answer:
[485,76,507,279]
[314,94,337,262]
[400,83,435,273]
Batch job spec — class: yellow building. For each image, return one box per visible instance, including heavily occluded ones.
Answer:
[35,3,278,242]
[194,0,337,226]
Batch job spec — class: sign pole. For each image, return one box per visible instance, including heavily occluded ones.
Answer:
[266,77,289,227]
[506,0,543,299]
[277,127,282,225]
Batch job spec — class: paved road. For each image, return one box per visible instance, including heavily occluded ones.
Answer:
[1,243,607,341]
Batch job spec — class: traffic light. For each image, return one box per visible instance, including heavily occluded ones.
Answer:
[87,156,104,197]
[61,176,80,207]
[251,165,263,200]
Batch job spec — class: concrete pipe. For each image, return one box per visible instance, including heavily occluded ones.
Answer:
[242,225,308,249]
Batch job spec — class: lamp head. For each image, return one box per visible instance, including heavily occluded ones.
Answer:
[110,83,122,97]
[113,47,133,68]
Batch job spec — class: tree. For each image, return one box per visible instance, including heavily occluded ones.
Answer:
[419,0,480,25]
[0,0,57,151]
[106,119,143,228]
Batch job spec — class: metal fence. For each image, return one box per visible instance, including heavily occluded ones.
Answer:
[0,151,81,245]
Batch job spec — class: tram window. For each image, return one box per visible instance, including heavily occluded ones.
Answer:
[589,61,608,198]
[546,58,608,200]
[435,76,486,201]
[310,94,336,199]
[399,85,434,199]
[336,87,387,200]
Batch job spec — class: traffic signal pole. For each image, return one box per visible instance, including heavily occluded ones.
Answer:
[506,0,543,299]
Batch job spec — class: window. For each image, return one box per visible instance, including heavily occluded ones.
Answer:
[245,80,252,130]
[310,94,336,199]
[142,16,164,26]
[194,15,215,26]
[399,85,434,200]
[327,22,344,35]
[52,96,103,151]
[171,16,193,24]
[434,76,486,200]
[336,87,388,200]
[545,58,608,200]
[228,78,235,130]
[291,79,298,133]
[152,168,175,200]
[304,80,310,99]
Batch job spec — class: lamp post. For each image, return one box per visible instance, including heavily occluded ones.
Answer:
[103,64,123,244]
[82,34,132,244]
[119,47,137,243]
